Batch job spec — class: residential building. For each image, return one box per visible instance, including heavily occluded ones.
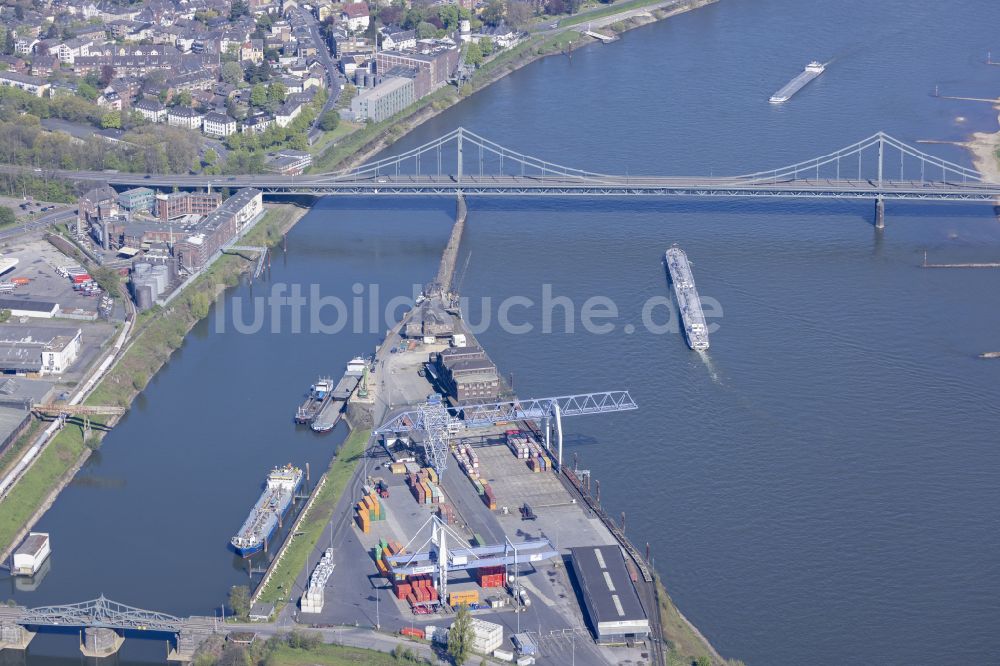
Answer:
[0,71,50,97]
[381,29,416,52]
[350,76,415,123]
[341,2,370,32]
[275,100,304,127]
[242,113,275,134]
[166,106,204,130]
[202,111,237,137]
[133,98,167,123]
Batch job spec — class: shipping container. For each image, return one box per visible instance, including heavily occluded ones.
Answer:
[400,627,425,639]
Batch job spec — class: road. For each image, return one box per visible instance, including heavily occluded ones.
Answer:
[0,207,75,242]
[287,7,343,143]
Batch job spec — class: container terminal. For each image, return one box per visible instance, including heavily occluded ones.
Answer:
[769,60,826,103]
[242,198,714,666]
[665,245,710,351]
[230,465,303,558]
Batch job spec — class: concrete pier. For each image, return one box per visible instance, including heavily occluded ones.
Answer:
[0,623,35,651]
[167,629,207,662]
[434,192,467,292]
[875,196,885,229]
[80,627,124,657]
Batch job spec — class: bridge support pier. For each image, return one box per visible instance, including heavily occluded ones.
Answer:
[80,627,124,657]
[167,630,206,662]
[875,197,885,230]
[0,623,35,651]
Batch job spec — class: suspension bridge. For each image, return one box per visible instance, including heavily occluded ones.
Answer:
[15,127,999,226]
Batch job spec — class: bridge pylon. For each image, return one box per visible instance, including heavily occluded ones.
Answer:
[875,196,885,230]
[0,622,35,651]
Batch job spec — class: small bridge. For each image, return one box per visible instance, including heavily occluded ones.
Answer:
[0,595,217,660]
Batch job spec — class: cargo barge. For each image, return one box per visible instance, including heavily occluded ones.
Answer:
[310,357,367,432]
[231,465,303,557]
[769,61,825,103]
[295,378,333,424]
[665,245,710,351]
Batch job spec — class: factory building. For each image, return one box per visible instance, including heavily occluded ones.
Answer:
[0,325,82,375]
[569,545,650,645]
[430,345,500,402]
[155,191,222,221]
[174,189,262,271]
[117,187,155,213]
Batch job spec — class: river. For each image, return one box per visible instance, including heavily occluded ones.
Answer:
[7,0,1000,664]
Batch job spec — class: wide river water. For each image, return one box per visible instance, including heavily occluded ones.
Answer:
[7,1,1000,664]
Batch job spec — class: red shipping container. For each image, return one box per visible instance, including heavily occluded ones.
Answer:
[407,592,417,604]
[401,627,425,639]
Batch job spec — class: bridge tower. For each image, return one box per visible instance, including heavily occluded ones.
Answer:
[875,134,886,229]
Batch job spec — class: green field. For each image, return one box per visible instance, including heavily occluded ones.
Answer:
[255,428,371,608]
[557,0,667,27]
[265,642,421,666]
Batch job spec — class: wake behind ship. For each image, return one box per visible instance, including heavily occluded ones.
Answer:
[665,245,710,351]
[231,465,303,557]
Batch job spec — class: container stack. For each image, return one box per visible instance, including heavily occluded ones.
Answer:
[373,538,404,578]
[394,574,439,607]
[390,461,407,475]
[400,627,425,639]
[505,430,531,459]
[480,482,496,510]
[437,503,456,525]
[462,618,504,654]
[455,444,480,479]
[355,492,386,533]
[448,589,480,607]
[408,468,442,505]
[476,565,506,588]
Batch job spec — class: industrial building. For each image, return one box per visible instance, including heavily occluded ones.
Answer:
[569,545,650,645]
[375,46,459,98]
[0,298,60,319]
[13,532,50,576]
[350,76,415,123]
[0,325,82,375]
[430,345,500,402]
[404,299,454,339]
[155,191,222,221]
[117,187,155,213]
[174,189,263,270]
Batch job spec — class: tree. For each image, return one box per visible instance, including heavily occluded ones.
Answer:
[266,81,286,104]
[318,110,339,132]
[229,0,249,20]
[416,21,437,39]
[228,585,251,619]
[203,148,218,166]
[0,206,15,228]
[101,111,121,129]
[465,41,483,67]
[77,82,98,101]
[437,4,460,30]
[174,90,192,107]
[250,83,267,108]
[221,61,245,86]
[506,0,532,29]
[482,0,506,27]
[448,604,474,665]
[99,64,115,87]
[479,36,495,56]
[695,657,711,666]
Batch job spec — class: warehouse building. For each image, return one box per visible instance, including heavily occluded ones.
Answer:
[569,545,650,645]
[430,345,500,402]
[350,76,415,123]
[0,325,82,375]
[0,298,60,319]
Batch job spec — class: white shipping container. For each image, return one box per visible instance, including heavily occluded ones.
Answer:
[456,618,503,655]
[493,648,515,662]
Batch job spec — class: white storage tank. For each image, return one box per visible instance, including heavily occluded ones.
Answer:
[13,532,50,576]
[150,265,169,296]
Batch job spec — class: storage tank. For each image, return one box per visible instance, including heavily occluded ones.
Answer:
[134,281,154,310]
[132,262,151,275]
[151,265,169,295]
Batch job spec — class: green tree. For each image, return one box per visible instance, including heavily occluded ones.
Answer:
[101,110,122,129]
[448,604,474,665]
[479,36,495,56]
[482,0,505,27]
[266,81,287,104]
[0,206,15,228]
[77,82,98,101]
[228,585,251,619]
[416,21,437,39]
[229,0,250,20]
[203,148,218,166]
[318,110,339,131]
[221,61,245,86]
[250,83,267,107]
[465,41,483,67]
[174,90,192,107]
[696,657,711,666]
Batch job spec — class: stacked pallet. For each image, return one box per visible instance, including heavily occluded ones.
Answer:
[505,430,531,459]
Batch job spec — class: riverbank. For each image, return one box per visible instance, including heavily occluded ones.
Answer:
[311,0,717,173]
[966,108,1000,183]
[0,203,307,560]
